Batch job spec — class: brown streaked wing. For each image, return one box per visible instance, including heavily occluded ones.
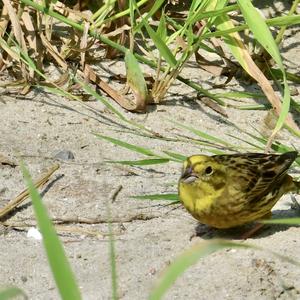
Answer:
[214,152,297,200]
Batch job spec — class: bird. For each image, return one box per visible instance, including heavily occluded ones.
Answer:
[178,151,299,238]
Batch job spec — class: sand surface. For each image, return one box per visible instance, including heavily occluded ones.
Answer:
[1,2,300,299]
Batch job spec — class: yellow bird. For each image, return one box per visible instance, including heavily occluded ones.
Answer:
[178,151,299,233]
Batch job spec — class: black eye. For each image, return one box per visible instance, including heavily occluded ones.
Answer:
[205,166,213,175]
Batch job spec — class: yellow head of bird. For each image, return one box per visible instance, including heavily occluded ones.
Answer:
[180,155,226,185]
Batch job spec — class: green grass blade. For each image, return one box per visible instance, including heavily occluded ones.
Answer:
[73,77,128,122]
[132,194,179,201]
[162,151,187,162]
[204,15,300,40]
[0,286,27,299]
[201,148,228,155]
[156,8,167,40]
[237,0,282,69]
[270,69,300,84]
[20,163,81,300]
[97,0,147,25]
[227,134,265,151]
[129,0,136,28]
[169,120,232,147]
[243,129,268,145]
[261,218,300,225]
[270,73,291,139]
[216,91,265,100]
[108,158,170,166]
[143,22,177,67]
[107,204,118,300]
[239,127,298,157]
[36,85,81,101]
[267,14,300,27]
[229,104,270,110]
[134,0,165,33]
[239,129,300,164]
[94,133,158,156]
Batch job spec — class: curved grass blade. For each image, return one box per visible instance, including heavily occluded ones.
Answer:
[148,240,250,300]
[0,286,27,300]
[20,163,81,300]
[148,239,300,300]
[125,49,149,111]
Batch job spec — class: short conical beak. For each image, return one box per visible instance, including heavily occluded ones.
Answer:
[180,166,198,183]
[181,166,193,179]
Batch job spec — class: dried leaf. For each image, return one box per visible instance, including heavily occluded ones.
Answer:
[199,96,228,118]
[20,84,31,95]
[21,11,38,52]
[2,0,26,50]
[21,10,44,77]
[195,52,224,76]
[84,65,147,112]
[0,36,21,62]
[80,22,89,68]
[0,5,9,37]
[103,24,131,38]
[53,1,89,23]
[2,0,28,77]
[40,33,68,70]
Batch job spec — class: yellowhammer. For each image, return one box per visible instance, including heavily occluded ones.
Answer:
[178,151,299,236]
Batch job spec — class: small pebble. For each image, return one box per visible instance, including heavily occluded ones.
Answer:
[53,150,75,161]
[27,227,42,240]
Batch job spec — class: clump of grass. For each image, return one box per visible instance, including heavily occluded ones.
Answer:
[0,0,299,138]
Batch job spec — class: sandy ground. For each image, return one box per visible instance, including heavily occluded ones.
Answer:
[1,4,300,300]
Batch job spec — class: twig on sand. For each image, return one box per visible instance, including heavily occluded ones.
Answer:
[0,163,60,219]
